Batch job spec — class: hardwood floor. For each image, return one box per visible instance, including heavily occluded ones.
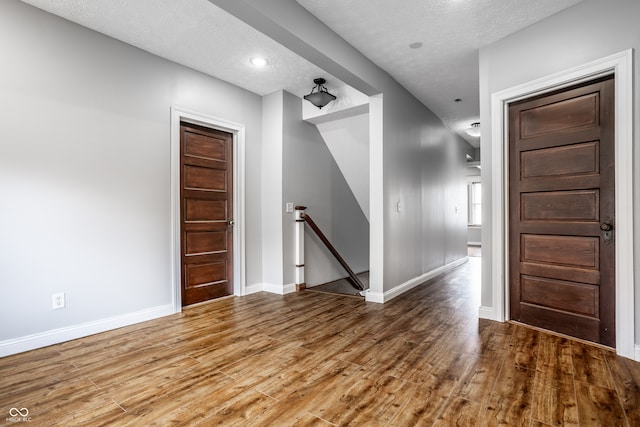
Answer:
[2,258,639,426]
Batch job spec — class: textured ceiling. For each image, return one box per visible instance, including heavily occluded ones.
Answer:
[20,0,583,148]
[296,0,583,147]
[19,0,344,98]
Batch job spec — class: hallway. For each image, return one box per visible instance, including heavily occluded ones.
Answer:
[1,258,638,426]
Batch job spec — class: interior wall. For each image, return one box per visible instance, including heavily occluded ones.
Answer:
[383,90,469,292]
[282,92,369,287]
[211,0,473,298]
[0,0,263,344]
[260,92,284,290]
[315,113,370,220]
[479,0,640,341]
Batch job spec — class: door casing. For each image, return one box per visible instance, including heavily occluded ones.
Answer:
[170,106,246,311]
[486,49,635,359]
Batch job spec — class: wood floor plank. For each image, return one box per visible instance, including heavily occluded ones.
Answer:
[571,342,614,389]
[606,352,640,427]
[3,258,639,426]
[506,325,540,370]
[479,362,536,427]
[250,356,362,403]
[574,381,627,426]
[452,350,504,404]
[155,386,275,426]
[531,376,579,427]
[387,382,449,426]
[252,398,335,426]
[536,333,573,379]
[309,374,418,426]
[432,396,482,427]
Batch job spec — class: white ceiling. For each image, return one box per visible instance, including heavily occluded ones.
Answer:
[297,0,583,147]
[20,0,582,148]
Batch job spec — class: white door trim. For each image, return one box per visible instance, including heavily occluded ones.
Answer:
[488,49,635,359]
[170,106,246,312]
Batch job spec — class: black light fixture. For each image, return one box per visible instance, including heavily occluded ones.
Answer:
[303,78,336,109]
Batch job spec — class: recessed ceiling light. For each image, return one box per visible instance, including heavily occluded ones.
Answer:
[409,42,423,49]
[250,57,268,68]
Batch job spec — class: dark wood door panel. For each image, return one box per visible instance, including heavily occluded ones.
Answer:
[520,141,599,178]
[519,91,599,139]
[184,198,227,223]
[184,132,227,161]
[521,234,598,269]
[521,190,599,221]
[184,230,227,255]
[521,275,599,317]
[519,304,600,343]
[185,261,227,288]
[180,122,233,306]
[520,262,600,285]
[184,165,227,191]
[509,75,615,347]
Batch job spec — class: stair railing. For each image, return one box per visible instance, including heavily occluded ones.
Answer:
[294,206,366,292]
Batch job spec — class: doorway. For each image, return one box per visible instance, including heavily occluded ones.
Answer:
[488,50,634,358]
[180,122,234,306]
[508,76,615,347]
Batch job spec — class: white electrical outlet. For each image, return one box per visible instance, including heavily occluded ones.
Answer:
[286,202,294,213]
[52,292,65,309]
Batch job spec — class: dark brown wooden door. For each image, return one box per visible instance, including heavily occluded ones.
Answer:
[180,122,233,306]
[509,76,615,347]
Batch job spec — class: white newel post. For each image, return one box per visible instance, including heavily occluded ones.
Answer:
[295,206,306,291]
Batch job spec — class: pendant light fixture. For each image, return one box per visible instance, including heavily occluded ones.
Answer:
[303,78,336,109]
[465,122,481,137]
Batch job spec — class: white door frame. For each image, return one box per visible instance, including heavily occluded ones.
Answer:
[170,106,246,312]
[488,49,635,359]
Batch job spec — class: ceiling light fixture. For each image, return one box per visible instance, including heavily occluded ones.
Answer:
[303,78,336,109]
[465,122,481,137]
[249,57,268,68]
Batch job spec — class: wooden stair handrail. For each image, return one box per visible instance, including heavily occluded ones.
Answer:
[300,212,366,291]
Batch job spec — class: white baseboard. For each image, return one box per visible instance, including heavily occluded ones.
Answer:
[244,283,263,295]
[479,306,498,321]
[0,304,176,357]
[635,344,640,362]
[366,257,468,304]
[261,282,297,295]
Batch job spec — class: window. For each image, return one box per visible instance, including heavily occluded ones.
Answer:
[468,182,481,226]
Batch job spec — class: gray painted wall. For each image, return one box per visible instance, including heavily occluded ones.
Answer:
[382,90,469,291]
[211,0,472,298]
[0,0,263,341]
[479,0,640,342]
[261,92,284,289]
[282,92,369,286]
[315,113,370,221]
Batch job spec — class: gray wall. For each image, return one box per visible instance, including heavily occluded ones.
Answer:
[315,113,370,221]
[479,0,640,342]
[212,0,472,296]
[260,92,284,289]
[282,92,369,286]
[382,89,469,291]
[0,0,263,341]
